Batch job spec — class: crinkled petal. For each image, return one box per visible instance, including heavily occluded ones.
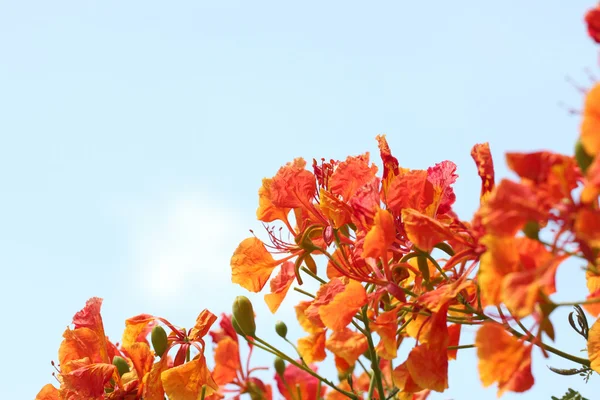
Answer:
[161,354,218,400]
[307,279,367,331]
[370,307,399,359]
[231,237,279,292]
[124,342,154,383]
[121,314,156,349]
[362,207,396,259]
[189,309,218,342]
[59,327,104,366]
[476,323,534,396]
[402,208,457,253]
[257,178,291,223]
[326,328,368,366]
[213,336,241,385]
[61,362,117,399]
[386,170,434,215]
[330,153,378,201]
[426,160,458,216]
[72,297,109,363]
[406,344,449,392]
[581,83,600,156]
[264,261,296,313]
[269,158,316,209]
[471,143,495,204]
[35,384,60,400]
[298,330,327,364]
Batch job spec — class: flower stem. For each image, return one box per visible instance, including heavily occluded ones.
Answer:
[360,307,386,399]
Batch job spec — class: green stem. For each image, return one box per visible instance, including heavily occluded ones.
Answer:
[462,302,591,367]
[396,316,413,336]
[293,287,315,298]
[448,344,475,350]
[361,308,386,399]
[507,326,590,367]
[251,337,358,399]
[554,297,600,307]
[284,337,307,366]
[367,371,376,400]
[301,266,326,284]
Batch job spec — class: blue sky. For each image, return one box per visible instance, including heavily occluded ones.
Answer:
[1,0,599,398]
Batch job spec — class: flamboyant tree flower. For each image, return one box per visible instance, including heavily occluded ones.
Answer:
[209,314,272,399]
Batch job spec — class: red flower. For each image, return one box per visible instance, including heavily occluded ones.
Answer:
[585,6,600,43]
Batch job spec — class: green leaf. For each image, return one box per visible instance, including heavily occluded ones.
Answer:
[550,388,589,400]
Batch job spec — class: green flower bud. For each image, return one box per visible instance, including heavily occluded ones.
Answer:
[231,316,245,337]
[151,325,169,357]
[274,357,286,377]
[522,220,540,240]
[575,140,594,174]
[232,296,256,337]
[112,356,130,377]
[275,320,288,338]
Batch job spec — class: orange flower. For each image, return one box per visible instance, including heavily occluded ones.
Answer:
[574,207,600,248]
[369,307,400,359]
[325,328,368,366]
[587,317,600,373]
[60,360,118,399]
[35,384,60,400]
[478,179,547,237]
[329,153,378,201]
[471,143,495,204]
[386,170,434,216]
[402,208,459,253]
[257,177,292,224]
[363,207,396,260]
[231,237,294,293]
[476,323,534,396]
[161,353,219,400]
[264,261,296,313]
[583,269,600,316]
[304,278,367,331]
[376,134,400,194]
[298,329,327,364]
[71,297,110,363]
[505,151,579,204]
[406,344,448,392]
[479,235,565,317]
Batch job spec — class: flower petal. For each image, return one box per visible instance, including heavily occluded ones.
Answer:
[161,354,218,400]
[471,143,495,204]
[298,330,327,364]
[362,207,396,259]
[476,323,534,396]
[264,261,296,313]
[231,237,279,292]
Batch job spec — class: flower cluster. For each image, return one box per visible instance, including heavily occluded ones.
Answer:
[37,3,600,399]
[36,298,272,400]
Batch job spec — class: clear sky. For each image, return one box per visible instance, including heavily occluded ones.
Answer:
[1,1,599,398]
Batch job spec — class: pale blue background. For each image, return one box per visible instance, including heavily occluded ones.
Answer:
[1,1,599,398]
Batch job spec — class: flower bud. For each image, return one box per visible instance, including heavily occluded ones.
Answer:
[575,140,594,174]
[522,220,540,240]
[275,320,288,338]
[151,325,168,357]
[274,357,286,377]
[231,316,245,337]
[112,356,130,377]
[232,296,256,337]
[304,254,317,274]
